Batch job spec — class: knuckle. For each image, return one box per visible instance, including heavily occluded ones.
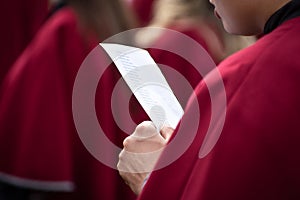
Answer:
[122,137,133,148]
[117,161,121,170]
[118,150,125,159]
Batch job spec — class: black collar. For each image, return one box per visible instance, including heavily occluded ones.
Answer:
[264,0,300,34]
[47,1,68,19]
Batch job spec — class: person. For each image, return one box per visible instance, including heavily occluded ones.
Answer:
[130,0,255,112]
[0,0,141,199]
[118,0,300,199]
[135,0,255,64]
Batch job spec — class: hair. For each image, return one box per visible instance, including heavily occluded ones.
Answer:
[66,0,136,40]
[151,0,211,26]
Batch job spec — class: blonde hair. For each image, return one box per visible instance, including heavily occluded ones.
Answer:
[151,0,210,26]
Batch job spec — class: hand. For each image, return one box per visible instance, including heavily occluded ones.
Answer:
[117,121,174,195]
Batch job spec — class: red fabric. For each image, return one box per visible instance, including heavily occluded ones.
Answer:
[129,0,155,26]
[0,7,137,200]
[0,0,48,84]
[146,25,218,109]
[139,17,300,199]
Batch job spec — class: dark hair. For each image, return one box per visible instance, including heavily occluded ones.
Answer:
[67,0,134,40]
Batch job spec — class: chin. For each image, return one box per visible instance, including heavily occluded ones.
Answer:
[224,26,260,36]
[223,26,240,35]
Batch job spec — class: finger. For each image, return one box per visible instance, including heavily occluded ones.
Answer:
[160,126,174,142]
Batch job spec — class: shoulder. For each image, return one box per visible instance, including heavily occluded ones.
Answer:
[38,7,79,40]
[26,6,89,56]
[219,16,300,79]
[204,17,300,110]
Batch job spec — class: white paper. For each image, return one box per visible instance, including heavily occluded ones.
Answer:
[100,43,184,130]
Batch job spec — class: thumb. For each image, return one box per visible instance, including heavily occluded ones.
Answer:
[160,126,174,142]
[132,121,158,139]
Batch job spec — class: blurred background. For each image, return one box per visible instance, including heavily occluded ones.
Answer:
[0,0,256,199]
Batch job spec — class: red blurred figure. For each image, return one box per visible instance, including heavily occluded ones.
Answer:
[0,0,141,199]
[0,0,49,84]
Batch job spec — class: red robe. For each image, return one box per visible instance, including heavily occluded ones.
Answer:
[127,0,155,26]
[146,24,220,109]
[0,0,48,84]
[0,7,137,200]
[138,17,300,200]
